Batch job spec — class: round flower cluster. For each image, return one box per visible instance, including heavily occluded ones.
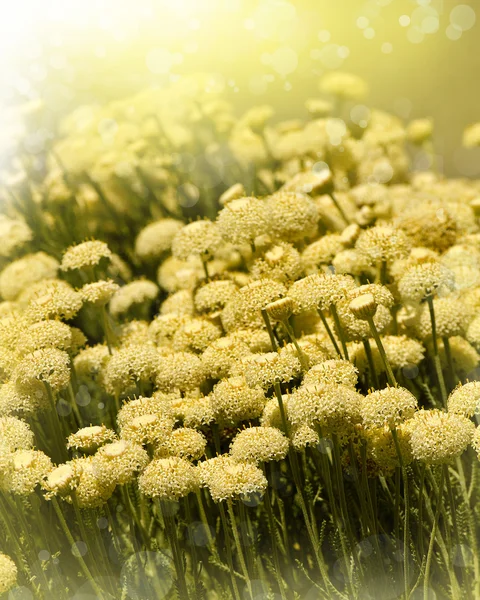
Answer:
[61,240,112,271]
[198,455,268,502]
[0,553,17,594]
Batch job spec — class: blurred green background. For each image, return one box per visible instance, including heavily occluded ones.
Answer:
[1,0,479,176]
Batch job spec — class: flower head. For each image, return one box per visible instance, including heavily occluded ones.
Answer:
[0,553,17,594]
[172,220,223,260]
[61,240,112,271]
[409,409,474,464]
[139,457,199,500]
[361,386,418,429]
[198,454,267,502]
[229,426,289,464]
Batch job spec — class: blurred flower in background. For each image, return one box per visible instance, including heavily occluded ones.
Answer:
[1,0,480,176]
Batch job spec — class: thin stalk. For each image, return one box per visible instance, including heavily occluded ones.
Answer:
[328,191,350,224]
[195,489,216,554]
[0,493,31,578]
[52,497,107,599]
[105,502,123,557]
[426,295,447,405]
[423,467,445,600]
[362,339,379,389]
[273,381,290,438]
[417,463,426,560]
[238,501,256,580]
[45,383,69,462]
[392,429,410,600]
[366,315,397,387]
[159,500,190,600]
[444,464,460,550]
[268,462,291,562]
[444,464,470,599]
[33,495,64,599]
[261,308,278,352]
[456,457,480,598]
[394,467,401,543]
[442,336,457,391]
[282,319,309,371]
[421,475,461,597]
[71,493,110,586]
[260,466,287,600]
[13,496,49,596]
[212,423,222,455]
[67,383,83,428]
[101,305,114,355]
[218,501,242,600]
[330,304,349,360]
[317,308,342,357]
[332,434,360,579]
[184,495,202,599]
[316,432,357,596]
[200,256,210,280]
[121,486,151,550]
[227,499,253,599]
[360,442,377,534]
[273,383,339,598]
[347,441,371,537]
[378,260,388,285]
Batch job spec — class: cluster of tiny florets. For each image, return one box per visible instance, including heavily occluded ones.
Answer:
[408,409,475,464]
[61,240,112,271]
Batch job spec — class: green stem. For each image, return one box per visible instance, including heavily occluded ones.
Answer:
[67,383,83,428]
[330,304,349,360]
[328,191,350,224]
[159,500,190,600]
[442,336,457,391]
[317,308,342,357]
[378,260,388,285]
[227,499,252,599]
[101,305,114,355]
[184,495,202,599]
[0,494,29,572]
[212,423,222,455]
[332,434,360,580]
[394,467,401,543]
[71,493,109,586]
[421,473,460,596]
[417,463,426,560]
[456,457,479,598]
[195,489,216,554]
[105,502,122,557]
[282,319,309,371]
[366,316,397,387]
[273,385,338,597]
[201,256,210,280]
[423,467,445,600]
[426,295,447,405]
[52,497,107,599]
[218,501,242,600]
[261,308,278,352]
[45,383,69,462]
[260,465,287,600]
[362,339,379,389]
[392,429,410,600]
[347,441,370,537]
[317,432,357,596]
[444,463,470,599]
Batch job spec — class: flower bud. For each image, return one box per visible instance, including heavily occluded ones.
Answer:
[265,297,294,322]
[349,293,378,321]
